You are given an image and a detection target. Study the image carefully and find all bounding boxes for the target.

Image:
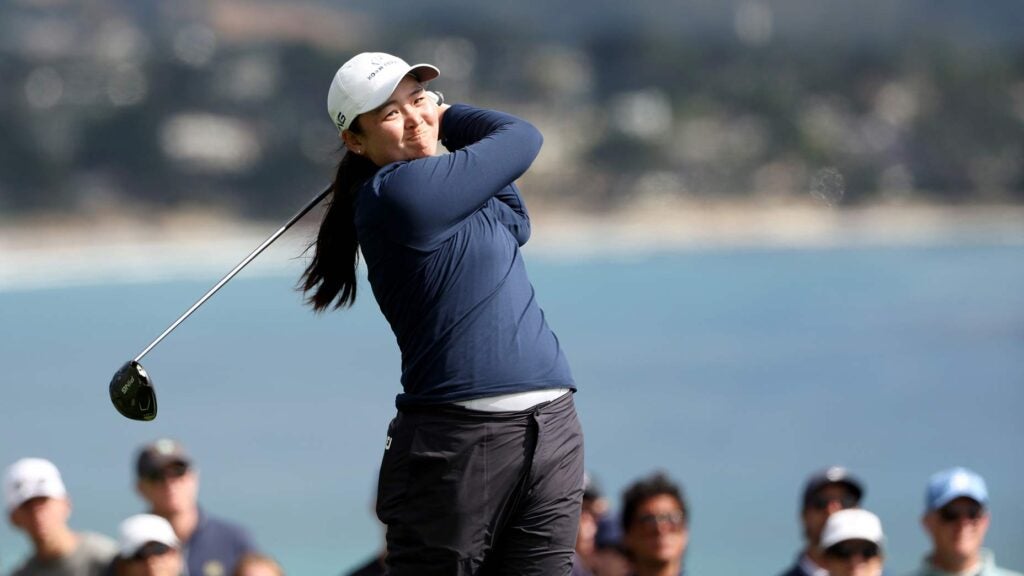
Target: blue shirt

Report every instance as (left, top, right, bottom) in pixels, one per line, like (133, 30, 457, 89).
(184, 510, 255, 576)
(354, 104, 575, 407)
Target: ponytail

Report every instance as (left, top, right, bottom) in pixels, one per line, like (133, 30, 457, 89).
(300, 145, 378, 312)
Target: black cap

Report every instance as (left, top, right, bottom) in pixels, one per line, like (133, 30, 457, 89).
(802, 466, 864, 509)
(136, 439, 192, 479)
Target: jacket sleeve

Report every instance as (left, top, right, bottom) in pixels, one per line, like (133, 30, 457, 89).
(373, 104, 542, 249)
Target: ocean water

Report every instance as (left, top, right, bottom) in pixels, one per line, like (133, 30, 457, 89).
(2, 243, 1023, 574)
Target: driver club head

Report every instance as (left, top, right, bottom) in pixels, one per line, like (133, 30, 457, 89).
(109, 360, 158, 421)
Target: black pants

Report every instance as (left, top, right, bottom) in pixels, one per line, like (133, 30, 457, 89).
(376, 391, 584, 576)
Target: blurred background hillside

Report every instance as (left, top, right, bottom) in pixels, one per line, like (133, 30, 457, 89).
(2, 0, 1023, 223)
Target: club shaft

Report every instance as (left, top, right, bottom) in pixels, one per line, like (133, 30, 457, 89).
(134, 187, 332, 362)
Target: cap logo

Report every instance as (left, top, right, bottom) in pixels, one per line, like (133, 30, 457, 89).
(203, 560, 225, 576)
(335, 112, 347, 130)
(951, 472, 971, 490)
(825, 467, 846, 481)
(366, 56, 399, 81)
(154, 439, 177, 455)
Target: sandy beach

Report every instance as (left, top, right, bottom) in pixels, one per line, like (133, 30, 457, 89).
(3, 202, 1023, 292)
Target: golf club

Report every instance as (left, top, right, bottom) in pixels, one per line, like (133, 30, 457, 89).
(109, 186, 332, 421)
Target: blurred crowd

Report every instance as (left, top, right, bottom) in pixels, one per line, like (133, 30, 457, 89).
(3, 440, 278, 576)
(3, 442, 1020, 576)
(567, 466, 1021, 576)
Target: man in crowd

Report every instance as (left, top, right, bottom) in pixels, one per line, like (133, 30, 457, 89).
(593, 513, 630, 576)
(133, 439, 256, 576)
(906, 467, 1022, 576)
(573, 472, 608, 576)
(619, 471, 689, 576)
(777, 466, 865, 576)
(108, 514, 184, 576)
(820, 508, 886, 576)
(4, 457, 117, 576)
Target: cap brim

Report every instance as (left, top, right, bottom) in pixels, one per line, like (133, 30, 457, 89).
(824, 536, 885, 552)
(408, 64, 439, 83)
(8, 488, 67, 512)
(931, 491, 985, 511)
(137, 456, 190, 479)
(357, 63, 440, 117)
(840, 479, 864, 500)
(804, 479, 864, 508)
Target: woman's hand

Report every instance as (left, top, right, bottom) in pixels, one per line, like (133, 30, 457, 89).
(430, 91, 450, 140)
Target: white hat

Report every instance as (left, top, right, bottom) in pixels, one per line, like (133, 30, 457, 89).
(4, 458, 68, 512)
(820, 508, 885, 551)
(327, 52, 439, 132)
(117, 514, 180, 558)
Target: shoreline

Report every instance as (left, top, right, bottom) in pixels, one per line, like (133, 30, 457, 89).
(529, 200, 1024, 254)
(3, 202, 1024, 292)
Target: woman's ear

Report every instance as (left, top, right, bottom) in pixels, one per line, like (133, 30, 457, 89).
(341, 129, 364, 156)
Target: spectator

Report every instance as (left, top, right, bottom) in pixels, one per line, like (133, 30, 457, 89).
(820, 509, 885, 576)
(133, 439, 256, 576)
(108, 514, 183, 576)
(620, 472, 689, 576)
(4, 457, 117, 576)
(573, 472, 608, 576)
(778, 466, 865, 576)
(233, 553, 284, 576)
(593, 513, 630, 576)
(906, 467, 1023, 576)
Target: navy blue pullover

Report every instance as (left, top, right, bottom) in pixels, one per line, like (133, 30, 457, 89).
(354, 104, 575, 407)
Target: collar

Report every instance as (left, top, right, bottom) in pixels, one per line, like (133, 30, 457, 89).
(922, 548, 996, 576)
(799, 552, 829, 576)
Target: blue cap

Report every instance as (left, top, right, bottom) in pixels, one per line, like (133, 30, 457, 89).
(926, 467, 988, 511)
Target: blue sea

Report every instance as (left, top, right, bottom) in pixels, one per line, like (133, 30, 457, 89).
(2, 242, 1023, 574)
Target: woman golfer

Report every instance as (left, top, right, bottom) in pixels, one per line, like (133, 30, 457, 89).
(300, 52, 584, 575)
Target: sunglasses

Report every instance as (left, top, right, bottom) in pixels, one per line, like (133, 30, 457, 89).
(938, 503, 985, 523)
(142, 463, 190, 482)
(808, 494, 858, 511)
(826, 542, 880, 560)
(636, 511, 686, 531)
(129, 542, 174, 562)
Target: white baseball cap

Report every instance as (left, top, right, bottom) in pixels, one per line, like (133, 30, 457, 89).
(820, 508, 885, 551)
(118, 514, 180, 558)
(4, 457, 68, 512)
(326, 52, 439, 132)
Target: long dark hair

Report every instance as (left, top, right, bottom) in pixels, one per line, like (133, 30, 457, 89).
(300, 121, 378, 312)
